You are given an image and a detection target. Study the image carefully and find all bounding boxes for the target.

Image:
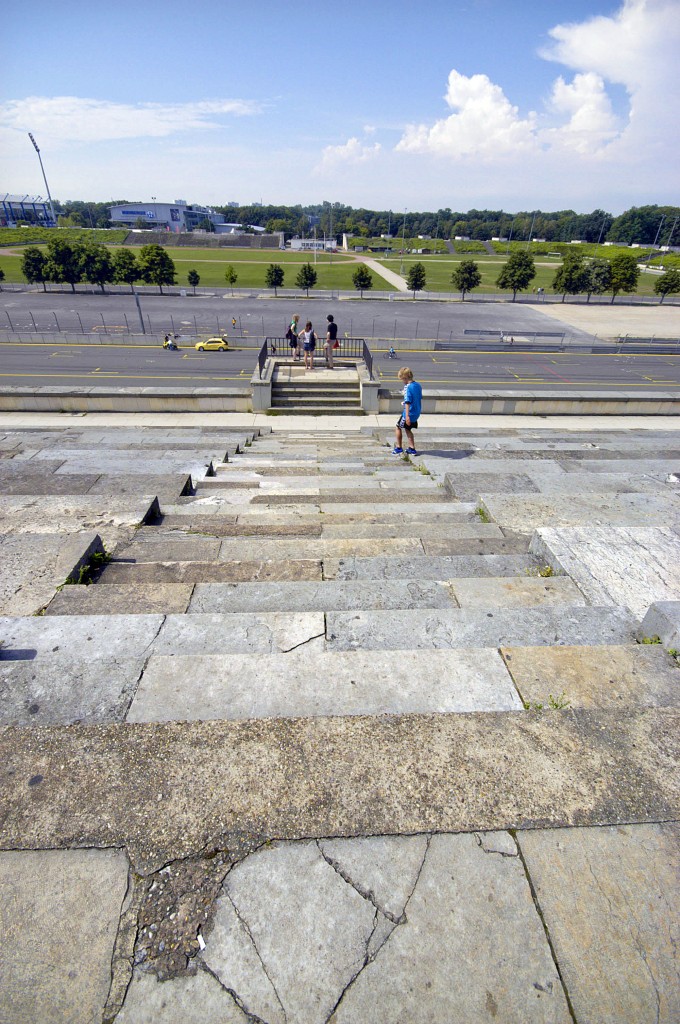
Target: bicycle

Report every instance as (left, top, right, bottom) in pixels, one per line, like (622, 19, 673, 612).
(383, 347, 397, 359)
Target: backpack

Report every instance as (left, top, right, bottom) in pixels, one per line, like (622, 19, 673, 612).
(285, 326, 294, 341)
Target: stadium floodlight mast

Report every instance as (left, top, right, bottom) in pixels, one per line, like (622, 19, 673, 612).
(27, 133, 56, 226)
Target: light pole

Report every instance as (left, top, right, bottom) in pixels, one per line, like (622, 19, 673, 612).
(399, 209, 407, 277)
(27, 133, 56, 226)
(329, 202, 333, 265)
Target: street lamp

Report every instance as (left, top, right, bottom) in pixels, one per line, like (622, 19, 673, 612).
(27, 133, 56, 226)
(399, 209, 407, 277)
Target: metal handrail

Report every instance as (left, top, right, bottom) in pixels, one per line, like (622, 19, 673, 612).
(257, 339, 268, 378)
(363, 340, 374, 380)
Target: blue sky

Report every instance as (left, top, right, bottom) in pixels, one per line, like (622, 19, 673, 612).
(2, 0, 678, 212)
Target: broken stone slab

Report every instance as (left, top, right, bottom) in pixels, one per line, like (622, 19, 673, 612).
(97, 559, 323, 584)
(205, 840, 378, 1024)
(0, 849, 128, 1024)
(481, 492, 680, 531)
(114, 537, 223, 562)
(0, 655, 146, 725)
(115, 968, 249, 1023)
(1, 708, 676, 874)
(153, 612, 325, 656)
(216, 537, 424, 560)
(638, 601, 680, 648)
(449, 576, 587, 608)
(500, 644, 680, 709)
(45, 582, 194, 615)
(329, 833, 572, 1023)
(0, 495, 160, 547)
(518, 823, 680, 1024)
(0, 613, 165, 660)
(531, 526, 680, 618)
(325, 605, 636, 651)
(0, 531, 103, 616)
(324, 553, 539, 581)
(188, 580, 457, 614)
(126, 648, 521, 722)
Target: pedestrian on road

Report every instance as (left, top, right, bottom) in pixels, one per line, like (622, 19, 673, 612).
(287, 314, 300, 360)
(325, 314, 338, 369)
(393, 366, 422, 455)
(300, 321, 316, 370)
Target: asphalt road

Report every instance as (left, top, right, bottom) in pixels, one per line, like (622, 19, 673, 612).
(1, 339, 679, 392)
(1, 291, 596, 344)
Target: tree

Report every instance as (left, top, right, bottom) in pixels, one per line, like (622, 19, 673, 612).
(80, 243, 114, 293)
(112, 249, 140, 292)
(187, 269, 200, 294)
(295, 262, 317, 297)
(21, 247, 49, 291)
(45, 238, 84, 293)
(551, 253, 588, 302)
(352, 265, 374, 297)
(451, 260, 481, 300)
(196, 217, 215, 233)
(495, 251, 536, 301)
(609, 253, 639, 303)
(406, 262, 426, 298)
(265, 263, 285, 295)
(224, 265, 238, 295)
(653, 269, 680, 304)
(583, 259, 611, 303)
(138, 244, 176, 294)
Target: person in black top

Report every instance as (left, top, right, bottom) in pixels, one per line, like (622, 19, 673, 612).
(325, 314, 338, 369)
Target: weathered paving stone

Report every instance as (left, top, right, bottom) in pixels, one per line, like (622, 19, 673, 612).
(0, 613, 165, 660)
(423, 535, 530, 555)
(0, 849, 128, 1024)
(188, 580, 456, 614)
(217, 537, 424, 560)
(0, 655, 145, 725)
(153, 612, 325, 655)
(0, 531, 102, 616)
(87, 473, 193, 500)
(445, 471, 541, 499)
(324, 553, 539, 581)
(115, 969, 249, 1024)
(126, 649, 521, 722)
(449, 576, 587, 608)
(500, 644, 680, 708)
(532, 526, 680, 618)
(518, 824, 680, 1024)
(0, 495, 160, 547)
(115, 538, 223, 562)
(156, 516, 321, 538)
(97, 559, 322, 584)
(0, 472, 101, 495)
(46, 582, 193, 616)
(321, 522, 504, 540)
(325, 606, 636, 650)
(329, 833, 572, 1023)
(638, 600, 680, 647)
(481, 492, 680, 531)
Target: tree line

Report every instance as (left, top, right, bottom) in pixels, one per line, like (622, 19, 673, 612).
(20, 240, 177, 293)
(9, 199, 678, 248)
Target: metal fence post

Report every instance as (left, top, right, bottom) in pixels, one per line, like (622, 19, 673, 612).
(415, 319, 419, 339)
(54, 312, 60, 332)
(5, 311, 12, 330)
(30, 312, 37, 332)
(77, 313, 85, 334)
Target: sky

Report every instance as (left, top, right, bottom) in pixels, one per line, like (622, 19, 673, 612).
(1, 0, 678, 214)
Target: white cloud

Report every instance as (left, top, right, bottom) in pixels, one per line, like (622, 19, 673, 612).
(316, 136, 382, 172)
(396, 70, 537, 158)
(0, 95, 261, 144)
(547, 72, 619, 153)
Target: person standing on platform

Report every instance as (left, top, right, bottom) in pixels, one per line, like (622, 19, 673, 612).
(300, 321, 316, 370)
(287, 313, 300, 360)
(393, 366, 422, 455)
(324, 314, 338, 369)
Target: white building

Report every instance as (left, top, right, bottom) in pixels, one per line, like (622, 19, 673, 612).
(108, 199, 226, 233)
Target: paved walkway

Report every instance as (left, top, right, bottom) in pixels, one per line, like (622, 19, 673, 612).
(355, 254, 409, 291)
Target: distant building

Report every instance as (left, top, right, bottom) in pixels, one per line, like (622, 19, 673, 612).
(108, 199, 226, 233)
(0, 194, 56, 227)
(290, 238, 335, 251)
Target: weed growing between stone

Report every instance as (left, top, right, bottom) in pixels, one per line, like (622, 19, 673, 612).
(525, 564, 556, 578)
(61, 547, 112, 588)
(639, 635, 662, 644)
(523, 692, 571, 712)
(476, 506, 490, 523)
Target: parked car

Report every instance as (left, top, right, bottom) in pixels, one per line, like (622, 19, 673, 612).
(195, 337, 230, 352)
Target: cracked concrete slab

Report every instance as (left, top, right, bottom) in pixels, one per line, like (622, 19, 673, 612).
(319, 834, 428, 922)
(329, 833, 571, 1023)
(531, 526, 680, 618)
(126, 648, 521, 722)
(205, 840, 377, 1024)
(0, 848, 128, 1024)
(500, 644, 680, 708)
(153, 612, 325, 655)
(0, 708, 676, 872)
(518, 823, 680, 1024)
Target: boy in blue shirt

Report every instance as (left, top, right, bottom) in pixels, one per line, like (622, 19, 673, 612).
(393, 366, 422, 455)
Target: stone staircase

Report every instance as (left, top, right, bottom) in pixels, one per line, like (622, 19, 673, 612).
(270, 365, 362, 414)
(0, 423, 678, 1023)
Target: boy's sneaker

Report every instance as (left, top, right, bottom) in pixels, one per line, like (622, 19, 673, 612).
(391, 447, 403, 455)
(406, 447, 419, 455)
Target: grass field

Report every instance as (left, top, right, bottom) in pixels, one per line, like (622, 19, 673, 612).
(0, 244, 668, 298)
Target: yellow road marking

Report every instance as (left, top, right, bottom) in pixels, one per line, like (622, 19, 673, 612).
(0, 372, 251, 382)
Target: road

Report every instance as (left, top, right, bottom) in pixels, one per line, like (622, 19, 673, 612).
(1, 340, 679, 392)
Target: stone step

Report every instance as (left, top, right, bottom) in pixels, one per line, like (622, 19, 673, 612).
(247, 492, 458, 505)
(126, 649, 523, 723)
(269, 405, 364, 415)
(480, 492, 680, 531)
(216, 537, 425, 559)
(325, 606, 637, 650)
(0, 531, 103, 617)
(449, 575, 586, 607)
(158, 502, 478, 521)
(45, 582, 194, 615)
(323, 554, 541, 580)
(189, 579, 457, 613)
(153, 516, 323, 538)
(113, 537, 223, 562)
(97, 559, 323, 584)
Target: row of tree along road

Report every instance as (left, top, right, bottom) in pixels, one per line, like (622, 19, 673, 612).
(12, 240, 680, 304)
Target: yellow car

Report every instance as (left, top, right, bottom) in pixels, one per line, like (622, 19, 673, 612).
(195, 337, 230, 352)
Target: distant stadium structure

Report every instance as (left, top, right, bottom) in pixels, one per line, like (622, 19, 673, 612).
(108, 199, 227, 233)
(0, 194, 56, 227)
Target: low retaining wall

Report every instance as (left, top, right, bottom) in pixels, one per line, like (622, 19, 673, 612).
(379, 388, 680, 416)
(0, 387, 252, 413)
